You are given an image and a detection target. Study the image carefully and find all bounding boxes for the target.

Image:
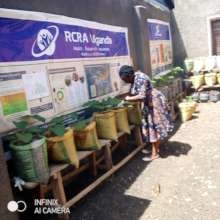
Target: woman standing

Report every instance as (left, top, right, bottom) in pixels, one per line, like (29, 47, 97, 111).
(119, 65, 173, 161)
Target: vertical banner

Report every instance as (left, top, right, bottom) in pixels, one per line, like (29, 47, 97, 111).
(147, 19, 173, 75)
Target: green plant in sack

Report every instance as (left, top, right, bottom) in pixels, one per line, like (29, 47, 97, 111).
(46, 116, 79, 168)
(125, 101, 142, 125)
(9, 115, 49, 183)
(93, 111, 118, 140)
(103, 97, 131, 134)
(73, 120, 101, 150)
(112, 107, 130, 134)
(169, 67, 184, 78)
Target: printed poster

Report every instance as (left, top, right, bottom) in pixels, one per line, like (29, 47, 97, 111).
(85, 64, 112, 98)
(48, 66, 88, 113)
(147, 19, 173, 75)
(22, 71, 50, 100)
(0, 71, 29, 122)
(0, 92, 28, 117)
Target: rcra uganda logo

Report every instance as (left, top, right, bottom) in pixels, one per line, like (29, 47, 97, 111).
(31, 25, 59, 57)
(7, 200, 27, 212)
(155, 24, 162, 37)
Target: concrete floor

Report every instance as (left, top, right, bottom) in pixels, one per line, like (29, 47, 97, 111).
(70, 103, 220, 220)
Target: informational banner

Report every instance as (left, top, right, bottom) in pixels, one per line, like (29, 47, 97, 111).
(147, 19, 172, 75)
(0, 9, 131, 133)
(0, 17, 128, 62)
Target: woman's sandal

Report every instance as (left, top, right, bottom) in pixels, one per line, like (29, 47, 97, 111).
(142, 155, 159, 162)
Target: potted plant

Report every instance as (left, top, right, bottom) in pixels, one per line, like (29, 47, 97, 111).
(106, 97, 131, 134)
(153, 75, 171, 100)
(73, 119, 101, 150)
(84, 97, 132, 140)
(9, 115, 49, 183)
(83, 98, 118, 140)
(191, 74, 205, 90)
(46, 115, 79, 168)
(217, 72, 220, 84)
(179, 96, 197, 122)
(204, 72, 217, 86)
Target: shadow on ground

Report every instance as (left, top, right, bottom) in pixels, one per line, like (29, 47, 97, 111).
(69, 152, 152, 220)
(160, 141, 192, 158)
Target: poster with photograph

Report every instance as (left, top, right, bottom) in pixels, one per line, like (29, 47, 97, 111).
(85, 64, 113, 98)
(147, 19, 173, 75)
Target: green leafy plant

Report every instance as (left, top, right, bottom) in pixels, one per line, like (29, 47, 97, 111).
(46, 112, 81, 137)
(170, 67, 184, 78)
(9, 115, 46, 145)
(72, 119, 90, 132)
(185, 96, 193, 102)
(47, 116, 66, 137)
(152, 66, 184, 87)
(83, 97, 126, 114)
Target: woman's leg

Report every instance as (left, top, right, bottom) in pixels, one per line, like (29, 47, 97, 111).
(156, 140, 160, 154)
(151, 141, 160, 160)
(142, 141, 159, 161)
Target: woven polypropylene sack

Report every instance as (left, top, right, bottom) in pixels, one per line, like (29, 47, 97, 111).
(191, 75, 204, 89)
(217, 74, 220, 84)
(10, 138, 49, 183)
(94, 111, 118, 140)
(127, 102, 142, 125)
(47, 129, 79, 168)
(74, 121, 101, 150)
(179, 103, 194, 122)
(204, 73, 217, 86)
(112, 108, 130, 134)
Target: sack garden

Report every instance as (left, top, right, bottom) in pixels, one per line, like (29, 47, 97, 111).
(4, 97, 144, 219)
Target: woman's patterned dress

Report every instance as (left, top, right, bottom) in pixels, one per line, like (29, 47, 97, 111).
(131, 71, 173, 143)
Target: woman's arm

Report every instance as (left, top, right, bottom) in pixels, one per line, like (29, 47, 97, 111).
(125, 94, 144, 101)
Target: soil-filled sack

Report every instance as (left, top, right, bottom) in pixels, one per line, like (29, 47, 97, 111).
(10, 137, 49, 183)
(74, 121, 101, 150)
(127, 101, 142, 125)
(47, 129, 79, 168)
(112, 108, 130, 134)
(94, 111, 118, 140)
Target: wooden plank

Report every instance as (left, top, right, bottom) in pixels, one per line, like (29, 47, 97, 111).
(63, 145, 143, 209)
(50, 164, 70, 176)
(99, 139, 111, 147)
(198, 84, 220, 92)
(133, 126, 144, 147)
(90, 153, 97, 177)
(50, 151, 94, 176)
(129, 124, 135, 130)
(51, 172, 69, 220)
(103, 143, 113, 170)
(77, 150, 94, 161)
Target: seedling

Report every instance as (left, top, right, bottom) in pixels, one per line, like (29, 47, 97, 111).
(9, 115, 46, 145)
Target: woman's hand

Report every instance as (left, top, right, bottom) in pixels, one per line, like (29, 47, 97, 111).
(125, 96, 132, 101)
(125, 95, 143, 101)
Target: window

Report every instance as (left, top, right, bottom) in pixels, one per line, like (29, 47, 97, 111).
(212, 20, 220, 55)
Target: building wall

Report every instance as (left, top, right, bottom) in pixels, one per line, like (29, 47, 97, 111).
(172, 0, 220, 66)
(0, 2, 171, 217)
(0, 0, 171, 77)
